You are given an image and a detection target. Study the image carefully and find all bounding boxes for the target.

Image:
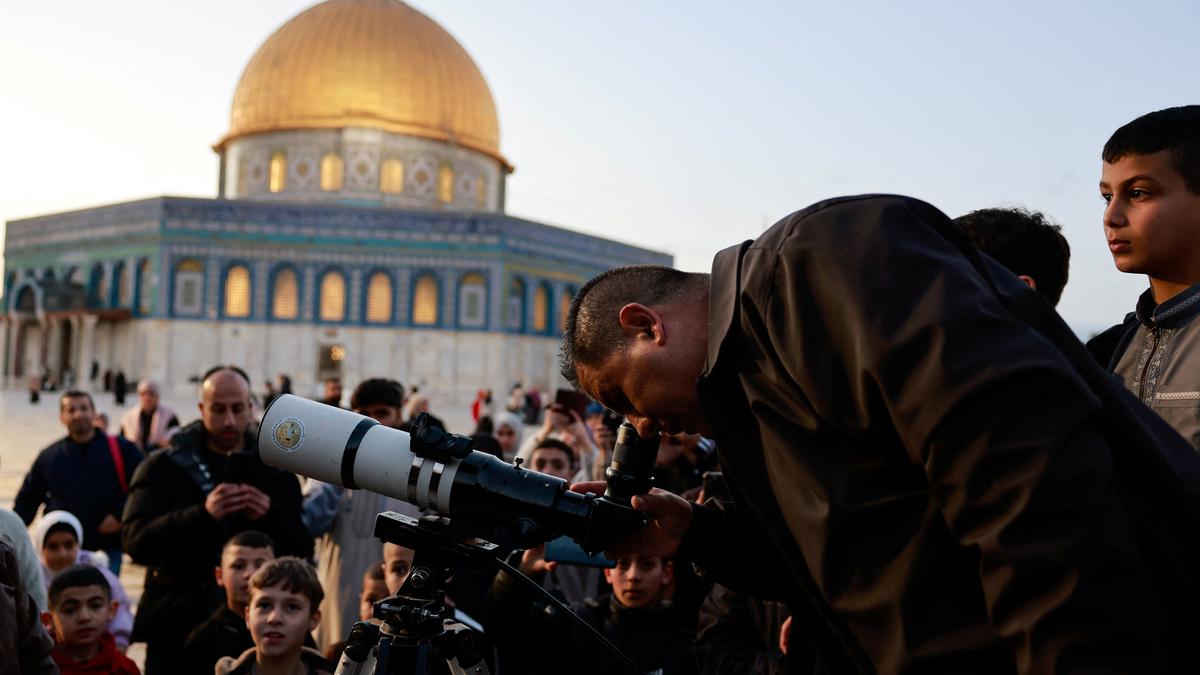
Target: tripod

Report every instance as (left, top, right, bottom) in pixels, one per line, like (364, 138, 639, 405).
(334, 512, 496, 675)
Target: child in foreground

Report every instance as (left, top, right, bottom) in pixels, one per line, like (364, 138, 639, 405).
(45, 564, 140, 675)
(216, 556, 332, 675)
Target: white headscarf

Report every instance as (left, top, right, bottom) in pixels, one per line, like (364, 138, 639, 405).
(33, 510, 84, 550)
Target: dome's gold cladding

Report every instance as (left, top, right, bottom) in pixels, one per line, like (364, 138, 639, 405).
(217, 0, 507, 168)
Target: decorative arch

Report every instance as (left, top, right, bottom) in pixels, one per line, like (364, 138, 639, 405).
(172, 258, 205, 316)
(318, 268, 347, 322)
(364, 270, 394, 324)
(270, 265, 300, 320)
(320, 152, 344, 191)
(269, 151, 287, 193)
(532, 282, 551, 334)
(457, 272, 488, 328)
(381, 158, 405, 194)
(411, 272, 439, 326)
(559, 285, 577, 333)
(222, 263, 252, 318)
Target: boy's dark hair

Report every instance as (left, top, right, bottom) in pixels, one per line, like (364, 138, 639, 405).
(250, 556, 323, 611)
(364, 561, 385, 581)
(224, 530, 275, 554)
(533, 438, 577, 469)
(953, 208, 1072, 306)
(1103, 105, 1200, 194)
(48, 565, 111, 609)
(561, 265, 710, 387)
(350, 378, 405, 409)
(59, 390, 94, 412)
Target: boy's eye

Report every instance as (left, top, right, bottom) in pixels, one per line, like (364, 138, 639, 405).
(1101, 193, 1112, 204)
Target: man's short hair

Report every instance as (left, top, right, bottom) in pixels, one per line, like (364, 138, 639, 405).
(561, 265, 710, 387)
(324, 376, 341, 386)
(250, 557, 323, 612)
(48, 565, 111, 609)
(224, 530, 275, 554)
(1103, 105, 1200, 194)
(953, 208, 1071, 305)
(350, 378, 405, 409)
(137, 380, 160, 395)
(201, 365, 252, 389)
(59, 390, 94, 412)
(533, 438, 577, 469)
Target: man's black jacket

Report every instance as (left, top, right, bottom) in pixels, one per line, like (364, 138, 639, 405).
(121, 421, 313, 654)
(684, 195, 1200, 674)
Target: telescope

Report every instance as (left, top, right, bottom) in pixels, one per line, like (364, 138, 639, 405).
(258, 394, 656, 553)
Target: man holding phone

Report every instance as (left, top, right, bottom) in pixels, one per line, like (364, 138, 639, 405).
(121, 366, 313, 675)
(516, 390, 604, 481)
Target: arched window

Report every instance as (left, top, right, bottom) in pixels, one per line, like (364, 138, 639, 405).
(437, 164, 454, 203)
(412, 274, 439, 326)
(320, 153, 344, 191)
(458, 273, 487, 328)
(272, 268, 299, 320)
(506, 277, 525, 331)
(116, 262, 133, 307)
(223, 265, 251, 318)
(319, 270, 346, 322)
(137, 259, 153, 315)
(173, 259, 204, 316)
(365, 272, 393, 324)
(474, 176, 487, 207)
(559, 286, 576, 332)
(269, 151, 287, 193)
(89, 264, 106, 306)
(381, 158, 404, 194)
(532, 284, 549, 333)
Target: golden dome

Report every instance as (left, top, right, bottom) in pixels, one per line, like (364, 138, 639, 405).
(216, 0, 508, 169)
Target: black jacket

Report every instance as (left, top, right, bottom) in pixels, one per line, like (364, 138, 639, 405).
(14, 432, 142, 551)
(121, 421, 312, 659)
(695, 584, 789, 675)
(686, 195, 1200, 674)
(175, 604, 252, 675)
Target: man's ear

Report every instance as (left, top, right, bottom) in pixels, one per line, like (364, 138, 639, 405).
(1016, 274, 1038, 291)
(617, 303, 664, 342)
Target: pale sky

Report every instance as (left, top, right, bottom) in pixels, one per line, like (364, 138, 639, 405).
(2, 0, 1198, 337)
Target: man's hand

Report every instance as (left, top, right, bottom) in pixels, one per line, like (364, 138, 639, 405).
(205, 483, 246, 520)
(98, 514, 121, 535)
(519, 543, 558, 576)
(571, 482, 693, 559)
(240, 485, 271, 520)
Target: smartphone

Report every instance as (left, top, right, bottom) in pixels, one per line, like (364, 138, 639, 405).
(554, 389, 591, 420)
(543, 535, 615, 568)
(223, 451, 257, 484)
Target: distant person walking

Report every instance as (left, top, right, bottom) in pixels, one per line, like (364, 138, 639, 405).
(113, 371, 127, 406)
(119, 380, 181, 452)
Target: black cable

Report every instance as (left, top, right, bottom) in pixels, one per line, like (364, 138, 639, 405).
(495, 557, 647, 675)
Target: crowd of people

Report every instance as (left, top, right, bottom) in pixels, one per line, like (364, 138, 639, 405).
(1, 105, 1198, 674)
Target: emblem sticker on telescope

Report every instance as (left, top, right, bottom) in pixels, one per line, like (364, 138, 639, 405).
(273, 418, 305, 453)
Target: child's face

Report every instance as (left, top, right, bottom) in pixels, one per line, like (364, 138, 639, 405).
(603, 555, 671, 610)
(383, 544, 415, 594)
(217, 545, 274, 611)
(43, 531, 79, 573)
(246, 585, 319, 659)
(1101, 150, 1200, 280)
(51, 585, 115, 649)
(359, 575, 390, 622)
(531, 447, 573, 481)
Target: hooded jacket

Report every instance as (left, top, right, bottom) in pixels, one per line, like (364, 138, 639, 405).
(51, 632, 140, 675)
(685, 195, 1200, 674)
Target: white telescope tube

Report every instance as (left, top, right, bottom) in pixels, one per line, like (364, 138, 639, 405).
(258, 394, 460, 513)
